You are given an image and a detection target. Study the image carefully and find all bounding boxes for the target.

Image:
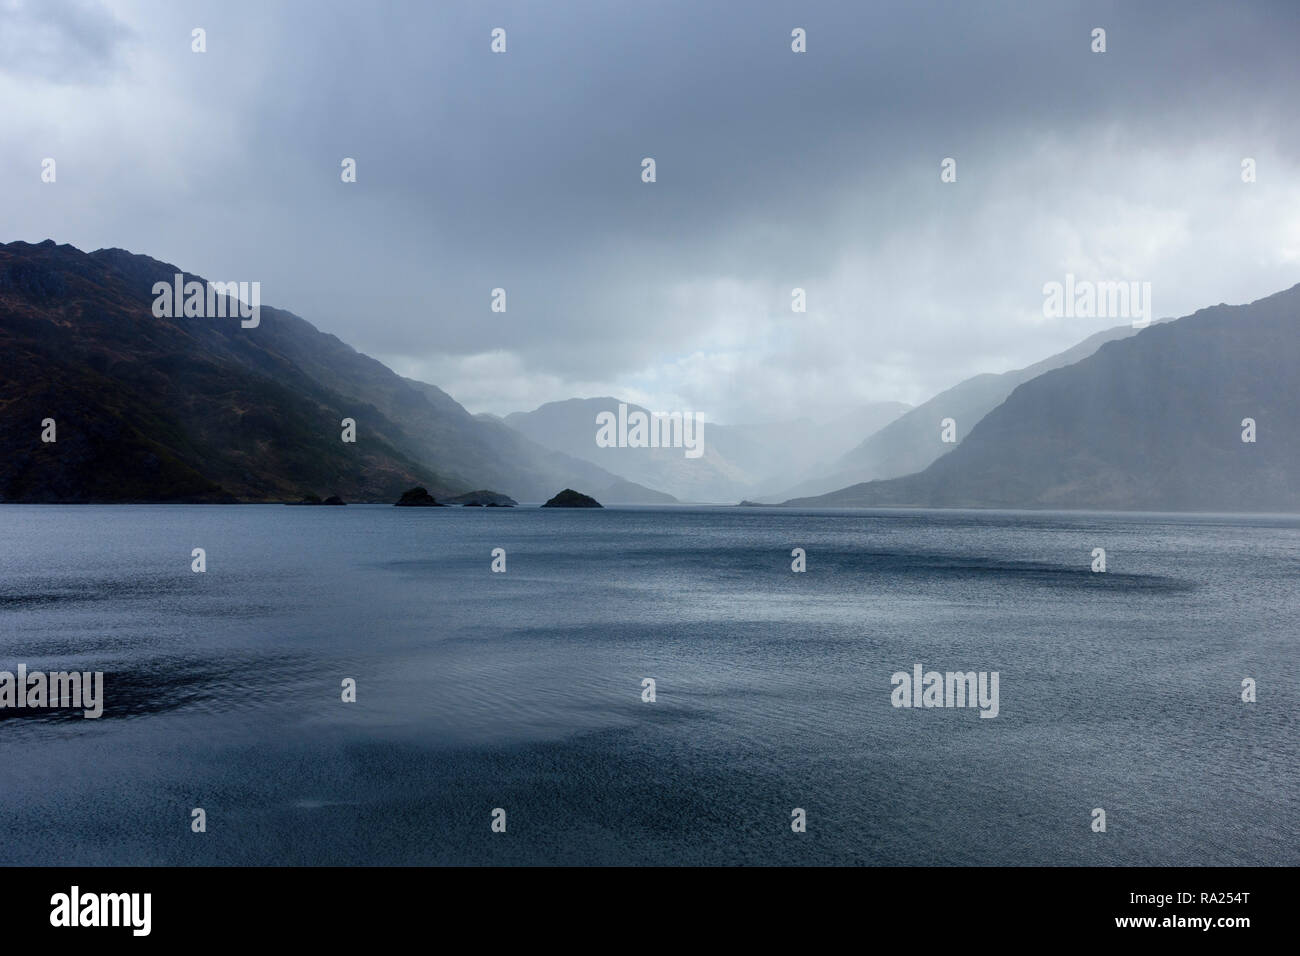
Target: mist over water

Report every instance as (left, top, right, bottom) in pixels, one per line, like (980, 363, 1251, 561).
(1, 504, 1295, 865)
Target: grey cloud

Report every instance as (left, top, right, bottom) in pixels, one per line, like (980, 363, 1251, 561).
(4, 0, 1299, 422)
(0, 0, 133, 83)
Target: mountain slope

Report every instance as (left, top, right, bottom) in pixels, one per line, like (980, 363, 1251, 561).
(770, 323, 1143, 501)
(504, 397, 749, 502)
(396, 381, 674, 503)
(0, 240, 667, 503)
(505, 397, 910, 502)
(786, 284, 1300, 511)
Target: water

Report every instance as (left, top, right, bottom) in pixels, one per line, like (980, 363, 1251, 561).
(0, 504, 1296, 866)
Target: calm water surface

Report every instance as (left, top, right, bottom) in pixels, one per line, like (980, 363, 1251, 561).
(0, 504, 1296, 865)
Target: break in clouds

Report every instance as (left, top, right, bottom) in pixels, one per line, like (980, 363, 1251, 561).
(3, 0, 1300, 423)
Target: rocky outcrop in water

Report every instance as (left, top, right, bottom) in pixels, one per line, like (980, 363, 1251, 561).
(541, 488, 602, 508)
(395, 486, 444, 506)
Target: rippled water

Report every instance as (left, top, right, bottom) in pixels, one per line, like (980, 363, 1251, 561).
(0, 504, 1296, 865)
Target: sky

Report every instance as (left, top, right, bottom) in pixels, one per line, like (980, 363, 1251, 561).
(3, 0, 1300, 424)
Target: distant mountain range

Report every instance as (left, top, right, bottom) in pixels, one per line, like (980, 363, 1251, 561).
(0, 240, 668, 504)
(7, 239, 1295, 513)
(504, 397, 909, 503)
(786, 284, 1300, 511)
(766, 323, 1144, 502)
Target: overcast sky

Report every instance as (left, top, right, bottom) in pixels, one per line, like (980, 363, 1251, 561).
(4, 0, 1299, 423)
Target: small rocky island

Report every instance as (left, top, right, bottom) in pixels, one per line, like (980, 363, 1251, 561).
(394, 486, 446, 507)
(444, 490, 518, 507)
(541, 488, 603, 508)
(289, 494, 346, 505)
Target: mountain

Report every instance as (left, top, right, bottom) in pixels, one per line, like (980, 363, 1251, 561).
(786, 284, 1300, 511)
(504, 397, 746, 502)
(767, 323, 1144, 501)
(0, 240, 671, 503)
(503, 397, 909, 503)
(393, 380, 673, 503)
(591, 475, 677, 505)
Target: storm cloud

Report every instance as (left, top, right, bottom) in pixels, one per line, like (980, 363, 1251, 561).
(3, 0, 1299, 422)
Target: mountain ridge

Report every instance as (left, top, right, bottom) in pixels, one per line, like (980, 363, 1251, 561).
(765, 322, 1145, 502)
(0, 240, 671, 503)
(785, 283, 1300, 511)
(504, 396, 910, 503)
